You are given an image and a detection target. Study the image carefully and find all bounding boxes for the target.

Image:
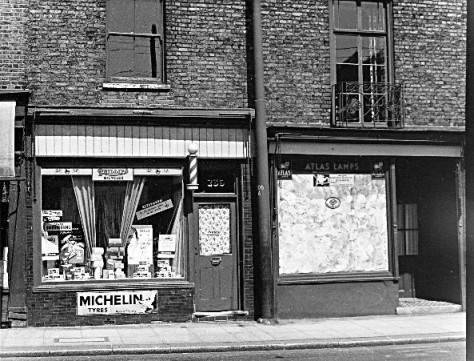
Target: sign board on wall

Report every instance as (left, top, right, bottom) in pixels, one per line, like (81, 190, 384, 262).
(136, 199, 173, 220)
(92, 168, 134, 181)
(314, 174, 355, 187)
(77, 290, 157, 315)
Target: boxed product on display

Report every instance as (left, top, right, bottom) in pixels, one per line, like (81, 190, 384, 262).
(44, 222, 85, 265)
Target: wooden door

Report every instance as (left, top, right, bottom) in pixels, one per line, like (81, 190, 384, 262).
(193, 199, 238, 311)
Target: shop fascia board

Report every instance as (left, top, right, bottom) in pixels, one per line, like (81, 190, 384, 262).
(267, 123, 465, 144)
(28, 106, 255, 127)
(267, 126, 464, 158)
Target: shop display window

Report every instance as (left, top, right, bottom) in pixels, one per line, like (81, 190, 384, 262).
(278, 173, 389, 275)
(40, 168, 185, 282)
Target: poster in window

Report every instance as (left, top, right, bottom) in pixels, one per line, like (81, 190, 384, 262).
(127, 225, 153, 265)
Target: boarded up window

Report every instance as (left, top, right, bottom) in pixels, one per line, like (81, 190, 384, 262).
(106, 0, 164, 80)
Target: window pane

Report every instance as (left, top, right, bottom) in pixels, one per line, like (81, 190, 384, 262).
(337, 64, 359, 83)
(278, 174, 389, 275)
(362, 37, 386, 65)
(108, 37, 135, 77)
(134, 0, 160, 33)
(361, 0, 386, 31)
(336, 35, 358, 64)
(363, 94, 387, 122)
(343, 94, 362, 122)
(134, 37, 160, 78)
(363, 64, 386, 83)
(335, 0, 357, 30)
(107, 0, 134, 33)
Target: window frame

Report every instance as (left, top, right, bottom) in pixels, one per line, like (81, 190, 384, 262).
(105, 0, 167, 85)
(330, 0, 394, 86)
(273, 158, 398, 285)
(32, 165, 191, 292)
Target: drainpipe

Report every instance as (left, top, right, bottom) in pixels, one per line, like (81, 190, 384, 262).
(465, 0, 474, 357)
(251, 0, 274, 321)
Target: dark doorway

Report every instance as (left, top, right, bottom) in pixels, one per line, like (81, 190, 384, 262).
(396, 158, 461, 304)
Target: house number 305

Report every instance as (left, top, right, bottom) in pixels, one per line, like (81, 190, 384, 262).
(207, 179, 225, 188)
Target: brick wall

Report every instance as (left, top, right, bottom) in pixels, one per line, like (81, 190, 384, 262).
(0, 0, 28, 89)
(261, 0, 332, 125)
(261, 0, 466, 128)
(393, 0, 466, 127)
(27, 288, 193, 327)
(27, 0, 248, 108)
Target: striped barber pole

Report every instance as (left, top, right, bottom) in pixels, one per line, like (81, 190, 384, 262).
(187, 153, 198, 190)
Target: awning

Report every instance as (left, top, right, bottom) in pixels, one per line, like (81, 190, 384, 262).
(33, 108, 253, 159)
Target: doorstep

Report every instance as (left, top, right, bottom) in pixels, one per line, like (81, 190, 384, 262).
(396, 297, 462, 315)
(192, 310, 249, 322)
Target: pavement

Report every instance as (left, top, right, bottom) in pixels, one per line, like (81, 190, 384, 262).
(0, 312, 466, 358)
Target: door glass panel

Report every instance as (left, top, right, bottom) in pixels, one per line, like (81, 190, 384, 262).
(335, 0, 357, 30)
(199, 204, 231, 256)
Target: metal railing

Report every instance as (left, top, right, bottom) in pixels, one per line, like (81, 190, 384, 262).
(332, 82, 405, 128)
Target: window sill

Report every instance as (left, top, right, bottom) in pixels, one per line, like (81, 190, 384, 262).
(102, 80, 171, 92)
(33, 278, 193, 293)
(278, 271, 396, 285)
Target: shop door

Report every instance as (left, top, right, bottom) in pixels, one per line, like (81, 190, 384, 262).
(192, 199, 238, 311)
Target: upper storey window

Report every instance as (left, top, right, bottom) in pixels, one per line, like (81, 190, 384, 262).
(331, 1, 403, 128)
(333, 0, 388, 85)
(106, 0, 165, 82)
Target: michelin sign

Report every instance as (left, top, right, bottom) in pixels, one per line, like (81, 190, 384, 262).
(77, 290, 157, 315)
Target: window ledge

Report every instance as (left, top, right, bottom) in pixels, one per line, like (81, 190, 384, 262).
(278, 271, 396, 285)
(102, 82, 171, 92)
(33, 279, 193, 293)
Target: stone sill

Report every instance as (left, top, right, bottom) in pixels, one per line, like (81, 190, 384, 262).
(33, 279, 194, 293)
(102, 81, 171, 92)
(278, 271, 396, 285)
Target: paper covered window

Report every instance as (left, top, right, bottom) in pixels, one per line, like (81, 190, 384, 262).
(278, 173, 389, 275)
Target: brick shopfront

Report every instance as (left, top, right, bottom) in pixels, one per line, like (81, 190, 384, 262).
(13, 108, 255, 326)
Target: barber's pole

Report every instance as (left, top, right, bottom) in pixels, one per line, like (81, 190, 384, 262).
(186, 143, 199, 191)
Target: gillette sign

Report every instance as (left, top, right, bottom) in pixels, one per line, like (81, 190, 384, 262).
(92, 168, 134, 181)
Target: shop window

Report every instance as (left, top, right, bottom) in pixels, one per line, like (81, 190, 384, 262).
(397, 203, 419, 255)
(40, 168, 184, 282)
(278, 173, 389, 275)
(106, 0, 165, 81)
